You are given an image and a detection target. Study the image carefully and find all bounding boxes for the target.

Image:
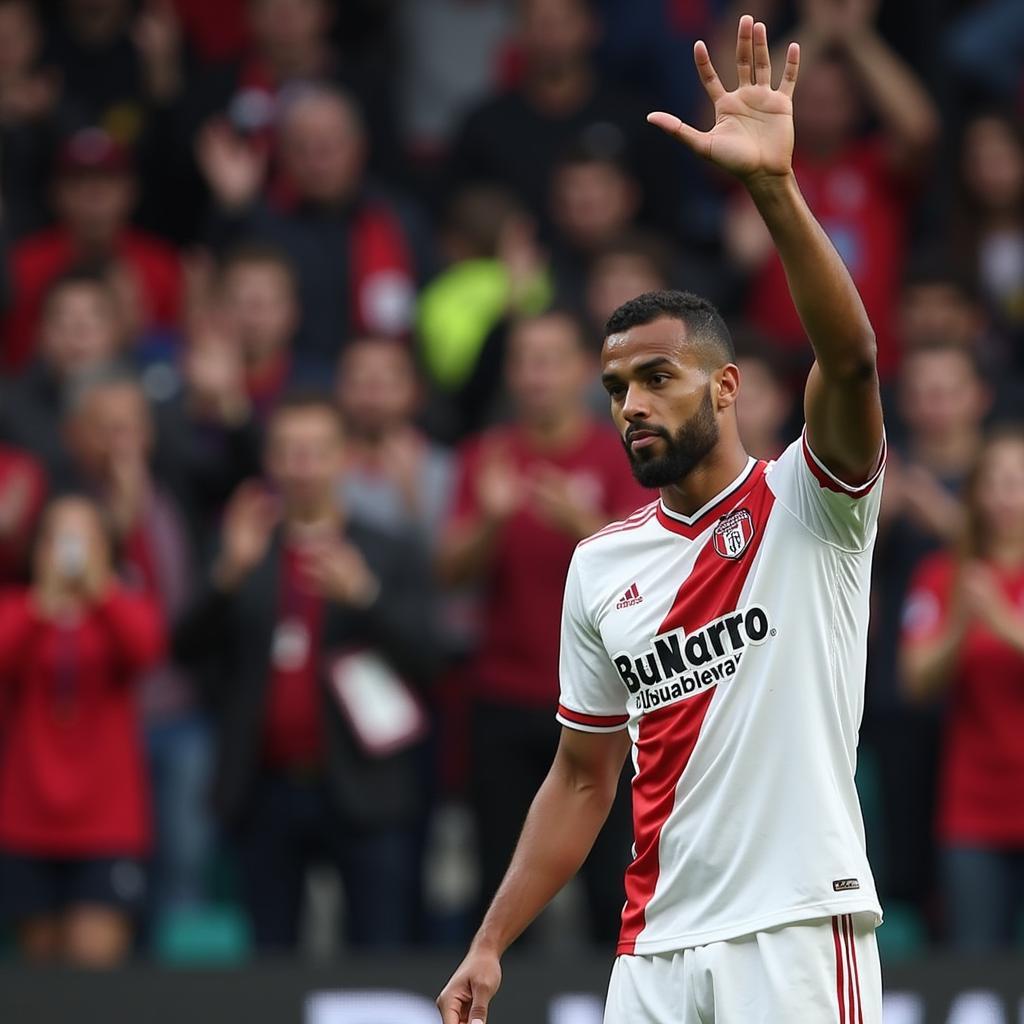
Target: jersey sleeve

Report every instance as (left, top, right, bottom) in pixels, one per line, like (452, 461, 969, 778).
(555, 549, 629, 733)
(765, 428, 886, 551)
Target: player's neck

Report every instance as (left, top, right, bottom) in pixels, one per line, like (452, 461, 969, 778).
(658, 440, 751, 519)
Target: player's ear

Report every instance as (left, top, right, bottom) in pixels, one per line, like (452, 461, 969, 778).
(713, 363, 740, 410)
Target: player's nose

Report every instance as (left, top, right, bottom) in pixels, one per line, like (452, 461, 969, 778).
(622, 383, 650, 420)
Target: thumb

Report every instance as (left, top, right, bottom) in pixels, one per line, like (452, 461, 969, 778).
(646, 111, 709, 155)
(469, 980, 492, 1024)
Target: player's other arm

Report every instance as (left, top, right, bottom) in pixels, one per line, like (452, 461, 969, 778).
(436, 726, 630, 1024)
(649, 15, 882, 485)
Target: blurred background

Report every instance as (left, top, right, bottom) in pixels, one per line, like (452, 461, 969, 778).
(0, 0, 1022, 1017)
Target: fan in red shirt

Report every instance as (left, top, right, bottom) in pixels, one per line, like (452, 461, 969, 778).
(724, 3, 938, 380)
(901, 427, 1024, 951)
(438, 310, 646, 942)
(0, 496, 164, 965)
(1, 128, 182, 373)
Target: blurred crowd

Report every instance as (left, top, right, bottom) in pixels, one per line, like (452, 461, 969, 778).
(0, 0, 1022, 966)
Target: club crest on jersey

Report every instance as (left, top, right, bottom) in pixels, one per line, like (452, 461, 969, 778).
(712, 508, 755, 559)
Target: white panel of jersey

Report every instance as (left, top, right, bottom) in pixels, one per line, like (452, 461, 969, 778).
(556, 432, 885, 956)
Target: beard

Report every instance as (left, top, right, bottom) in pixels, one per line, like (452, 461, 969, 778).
(623, 385, 719, 489)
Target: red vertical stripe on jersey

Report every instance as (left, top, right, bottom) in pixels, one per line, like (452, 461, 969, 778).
(833, 916, 846, 1024)
(617, 475, 775, 954)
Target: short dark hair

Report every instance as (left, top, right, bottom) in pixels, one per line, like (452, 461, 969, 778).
(220, 241, 298, 292)
(267, 390, 345, 434)
(42, 263, 117, 314)
(604, 290, 734, 369)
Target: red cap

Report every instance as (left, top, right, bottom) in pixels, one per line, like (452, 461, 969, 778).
(56, 128, 133, 177)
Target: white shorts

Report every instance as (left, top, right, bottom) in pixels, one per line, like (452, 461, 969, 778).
(604, 912, 880, 1024)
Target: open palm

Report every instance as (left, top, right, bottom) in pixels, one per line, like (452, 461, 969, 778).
(649, 16, 799, 182)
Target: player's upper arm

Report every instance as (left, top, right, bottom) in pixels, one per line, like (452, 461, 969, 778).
(766, 428, 886, 551)
(804, 358, 884, 490)
(552, 725, 632, 798)
(556, 548, 629, 733)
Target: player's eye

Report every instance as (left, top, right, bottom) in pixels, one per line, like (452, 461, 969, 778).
(649, 373, 670, 386)
(605, 383, 626, 399)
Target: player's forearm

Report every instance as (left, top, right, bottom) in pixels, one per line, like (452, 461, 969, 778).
(747, 173, 876, 379)
(470, 757, 617, 956)
(843, 28, 939, 155)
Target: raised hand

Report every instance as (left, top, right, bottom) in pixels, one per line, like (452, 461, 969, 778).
(298, 537, 380, 608)
(213, 481, 280, 591)
(196, 120, 267, 210)
(648, 16, 799, 184)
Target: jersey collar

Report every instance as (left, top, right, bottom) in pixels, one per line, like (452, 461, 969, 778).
(656, 457, 762, 539)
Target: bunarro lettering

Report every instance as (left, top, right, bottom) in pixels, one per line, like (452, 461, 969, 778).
(613, 606, 774, 709)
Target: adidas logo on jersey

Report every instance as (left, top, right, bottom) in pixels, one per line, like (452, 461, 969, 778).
(616, 582, 644, 609)
(613, 604, 775, 713)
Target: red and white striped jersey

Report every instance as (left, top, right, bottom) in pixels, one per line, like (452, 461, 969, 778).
(557, 432, 885, 955)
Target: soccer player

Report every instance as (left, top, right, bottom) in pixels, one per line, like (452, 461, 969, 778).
(437, 15, 884, 1023)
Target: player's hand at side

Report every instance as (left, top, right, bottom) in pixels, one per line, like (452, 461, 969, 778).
(436, 948, 502, 1024)
(648, 15, 798, 185)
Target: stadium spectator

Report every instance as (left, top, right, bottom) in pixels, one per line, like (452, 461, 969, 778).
(945, 0, 1024, 105)
(447, 0, 678, 240)
(732, 339, 793, 462)
(335, 337, 454, 542)
(62, 371, 213, 929)
(952, 111, 1024, 348)
(217, 243, 300, 413)
(901, 426, 1024, 951)
(725, 0, 939, 378)
(0, 444, 47, 584)
(198, 83, 432, 379)
(146, 308, 263, 560)
(548, 138, 643, 310)
(174, 395, 440, 950)
(417, 185, 553, 440)
(45, 0, 183, 127)
(0, 0, 58, 240)
(437, 311, 645, 943)
(582, 231, 674, 343)
(2, 266, 128, 481)
(896, 256, 987, 354)
(181, 0, 402, 185)
(395, 0, 513, 158)
(1, 128, 182, 372)
(870, 341, 990, 925)
(0, 495, 164, 965)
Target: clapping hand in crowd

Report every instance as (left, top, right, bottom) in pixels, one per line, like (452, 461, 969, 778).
(105, 442, 149, 539)
(298, 536, 380, 609)
(476, 444, 523, 525)
(879, 455, 965, 543)
(530, 465, 602, 540)
(959, 562, 1024, 652)
(183, 314, 252, 426)
(212, 481, 280, 591)
(375, 428, 426, 519)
